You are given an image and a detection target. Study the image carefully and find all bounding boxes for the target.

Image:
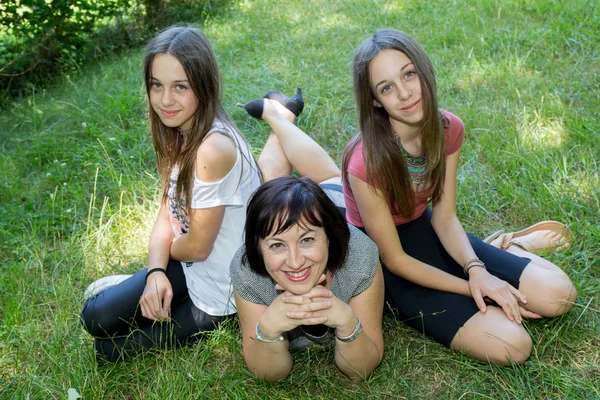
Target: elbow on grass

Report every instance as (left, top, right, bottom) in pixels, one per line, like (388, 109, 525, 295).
(248, 365, 292, 382)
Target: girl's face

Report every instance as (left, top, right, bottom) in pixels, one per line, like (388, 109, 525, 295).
(149, 53, 198, 132)
(369, 49, 423, 128)
(260, 221, 329, 295)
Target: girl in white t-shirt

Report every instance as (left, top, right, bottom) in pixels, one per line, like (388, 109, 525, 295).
(81, 26, 260, 361)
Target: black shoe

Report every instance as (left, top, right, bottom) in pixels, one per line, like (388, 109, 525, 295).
(236, 98, 265, 119)
(263, 87, 304, 117)
(237, 87, 304, 119)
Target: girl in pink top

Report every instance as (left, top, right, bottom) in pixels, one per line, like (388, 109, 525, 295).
(342, 28, 576, 364)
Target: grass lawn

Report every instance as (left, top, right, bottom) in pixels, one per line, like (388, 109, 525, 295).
(0, 0, 598, 398)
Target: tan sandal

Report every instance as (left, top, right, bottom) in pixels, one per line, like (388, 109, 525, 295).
(484, 221, 572, 254)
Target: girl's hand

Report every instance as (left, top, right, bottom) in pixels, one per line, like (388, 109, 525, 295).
(468, 268, 527, 324)
(140, 271, 173, 321)
(519, 305, 542, 319)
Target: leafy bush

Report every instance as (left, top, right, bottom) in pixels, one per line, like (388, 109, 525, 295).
(0, 1, 137, 98)
(0, 0, 222, 106)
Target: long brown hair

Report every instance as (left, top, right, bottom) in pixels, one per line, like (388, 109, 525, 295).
(143, 26, 257, 208)
(342, 28, 446, 218)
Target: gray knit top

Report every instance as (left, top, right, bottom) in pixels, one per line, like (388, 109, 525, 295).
(230, 224, 379, 351)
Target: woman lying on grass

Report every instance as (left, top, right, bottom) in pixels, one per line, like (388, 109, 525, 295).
(342, 28, 576, 364)
(81, 26, 260, 361)
(231, 99, 384, 381)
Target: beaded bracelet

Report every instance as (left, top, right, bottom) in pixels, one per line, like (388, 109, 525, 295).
(255, 322, 284, 343)
(335, 318, 363, 343)
(145, 267, 167, 283)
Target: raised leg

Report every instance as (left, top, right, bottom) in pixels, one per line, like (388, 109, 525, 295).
(258, 131, 293, 181)
(258, 99, 340, 183)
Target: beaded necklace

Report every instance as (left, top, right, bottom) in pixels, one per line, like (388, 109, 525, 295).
(393, 130, 427, 185)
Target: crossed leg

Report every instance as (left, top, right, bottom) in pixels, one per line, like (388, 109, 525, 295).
(451, 307, 533, 365)
(450, 247, 576, 364)
(257, 99, 340, 183)
(507, 249, 576, 317)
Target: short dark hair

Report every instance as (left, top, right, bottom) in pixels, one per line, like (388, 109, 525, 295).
(242, 176, 350, 277)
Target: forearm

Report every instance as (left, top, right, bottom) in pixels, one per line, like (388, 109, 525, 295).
(385, 252, 470, 296)
(334, 329, 381, 380)
(431, 214, 477, 268)
(244, 322, 293, 381)
(148, 206, 175, 270)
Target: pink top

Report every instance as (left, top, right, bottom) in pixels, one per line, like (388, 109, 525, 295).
(343, 110, 465, 227)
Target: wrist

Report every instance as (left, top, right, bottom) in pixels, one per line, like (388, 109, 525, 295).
(467, 265, 487, 277)
(335, 310, 358, 337)
(257, 316, 283, 340)
(255, 321, 284, 343)
(145, 267, 167, 283)
(336, 317, 362, 343)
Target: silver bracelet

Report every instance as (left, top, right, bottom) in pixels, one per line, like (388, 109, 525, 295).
(255, 322, 284, 343)
(335, 318, 362, 343)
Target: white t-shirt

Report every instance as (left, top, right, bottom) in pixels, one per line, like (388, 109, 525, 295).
(167, 121, 260, 316)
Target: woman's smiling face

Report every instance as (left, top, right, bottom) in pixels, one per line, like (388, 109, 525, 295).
(260, 221, 329, 295)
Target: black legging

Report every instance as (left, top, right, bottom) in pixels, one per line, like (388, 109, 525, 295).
(80, 259, 231, 361)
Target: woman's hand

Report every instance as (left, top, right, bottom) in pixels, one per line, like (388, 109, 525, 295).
(282, 286, 355, 332)
(258, 274, 332, 339)
(468, 267, 528, 324)
(140, 271, 173, 321)
(276, 274, 356, 333)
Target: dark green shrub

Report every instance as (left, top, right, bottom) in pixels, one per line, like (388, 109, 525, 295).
(0, 1, 137, 99)
(0, 0, 224, 106)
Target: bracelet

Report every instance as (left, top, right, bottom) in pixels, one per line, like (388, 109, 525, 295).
(462, 257, 481, 275)
(255, 322, 284, 343)
(465, 263, 487, 276)
(145, 267, 166, 283)
(335, 318, 363, 343)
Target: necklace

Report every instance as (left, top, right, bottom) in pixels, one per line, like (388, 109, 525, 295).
(393, 129, 427, 185)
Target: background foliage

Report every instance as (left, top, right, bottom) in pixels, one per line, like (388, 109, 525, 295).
(0, 0, 220, 104)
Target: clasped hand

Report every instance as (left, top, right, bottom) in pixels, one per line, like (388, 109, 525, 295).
(258, 274, 355, 339)
(468, 268, 541, 324)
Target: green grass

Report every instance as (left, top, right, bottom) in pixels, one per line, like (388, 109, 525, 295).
(1, 0, 599, 398)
